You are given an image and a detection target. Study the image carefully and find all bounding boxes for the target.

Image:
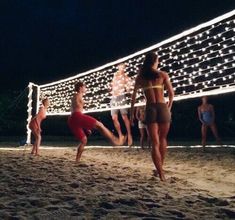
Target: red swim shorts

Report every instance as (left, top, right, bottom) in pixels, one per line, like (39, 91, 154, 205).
(68, 111, 97, 141)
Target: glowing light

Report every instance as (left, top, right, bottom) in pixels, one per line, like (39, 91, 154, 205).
(27, 9, 235, 118)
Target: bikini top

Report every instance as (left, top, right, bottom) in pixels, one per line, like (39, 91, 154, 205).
(142, 84, 164, 91)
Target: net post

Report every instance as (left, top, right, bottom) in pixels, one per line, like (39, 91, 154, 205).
(26, 82, 38, 145)
(36, 86, 41, 114)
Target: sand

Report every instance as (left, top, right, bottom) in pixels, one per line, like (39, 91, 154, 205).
(0, 146, 234, 219)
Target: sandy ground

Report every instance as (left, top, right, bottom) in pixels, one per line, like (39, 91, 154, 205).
(0, 146, 234, 219)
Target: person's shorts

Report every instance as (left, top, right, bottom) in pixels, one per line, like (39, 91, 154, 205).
(145, 103, 171, 124)
(110, 95, 128, 116)
(29, 118, 40, 132)
(138, 120, 146, 129)
(68, 111, 97, 141)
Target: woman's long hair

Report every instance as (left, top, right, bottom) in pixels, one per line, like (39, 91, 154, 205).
(140, 52, 159, 80)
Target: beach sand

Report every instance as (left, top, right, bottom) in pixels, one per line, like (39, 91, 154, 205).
(0, 146, 234, 219)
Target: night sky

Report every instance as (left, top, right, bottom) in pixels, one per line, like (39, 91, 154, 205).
(1, 0, 235, 92)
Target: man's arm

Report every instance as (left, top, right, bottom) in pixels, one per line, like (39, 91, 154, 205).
(135, 107, 140, 120)
(108, 80, 113, 93)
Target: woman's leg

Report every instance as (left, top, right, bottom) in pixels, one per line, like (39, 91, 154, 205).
(35, 133, 41, 156)
(94, 121, 126, 145)
(158, 123, 170, 165)
(201, 124, 208, 151)
(31, 129, 41, 155)
(147, 123, 165, 181)
(145, 127, 151, 149)
(139, 128, 145, 149)
(210, 123, 221, 144)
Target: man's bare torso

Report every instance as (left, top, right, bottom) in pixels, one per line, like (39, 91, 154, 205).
(71, 93, 84, 112)
(111, 72, 128, 97)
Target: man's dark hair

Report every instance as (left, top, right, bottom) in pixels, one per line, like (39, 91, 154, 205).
(75, 81, 84, 92)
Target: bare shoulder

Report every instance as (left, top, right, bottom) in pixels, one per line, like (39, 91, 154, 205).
(159, 70, 169, 79)
(72, 93, 80, 101)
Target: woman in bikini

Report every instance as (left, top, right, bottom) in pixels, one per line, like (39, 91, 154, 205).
(198, 96, 221, 151)
(130, 52, 174, 181)
(29, 98, 49, 156)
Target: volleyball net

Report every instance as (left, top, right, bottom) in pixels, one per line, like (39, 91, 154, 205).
(26, 9, 235, 144)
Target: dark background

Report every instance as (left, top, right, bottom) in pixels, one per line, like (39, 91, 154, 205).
(0, 0, 235, 143)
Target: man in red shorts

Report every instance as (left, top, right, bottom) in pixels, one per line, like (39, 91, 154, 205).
(68, 81, 126, 162)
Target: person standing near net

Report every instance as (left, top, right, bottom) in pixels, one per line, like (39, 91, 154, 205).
(68, 82, 126, 163)
(198, 96, 221, 151)
(135, 105, 150, 149)
(130, 52, 174, 181)
(110, 63, 133, 146)
(29, 98, 49, 156)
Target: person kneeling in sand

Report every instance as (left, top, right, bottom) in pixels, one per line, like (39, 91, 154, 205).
(68, 81, 126, 162)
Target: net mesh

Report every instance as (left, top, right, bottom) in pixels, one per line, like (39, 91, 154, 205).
(35, 10, 235, 115)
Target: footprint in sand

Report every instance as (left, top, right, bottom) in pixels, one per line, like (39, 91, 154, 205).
(28, 197, 48, 207)
(69, 182, 80, 188)
(50, 199, 61, 205)
(220, 208, 235, 218)
(197, 195, 229, 206)
(101, 162, 109, 166)
(78, 163, 89, 168)
(122, 166, 131, 170)
(167, 209, 186, 218)
(99, 202, 115, 210)
(119, 210, 155, 218)
(46, 206, 59, 211)
(114, 198, 139, 206)
(36, 209, 70, 219)
(145, 202, 162, 208)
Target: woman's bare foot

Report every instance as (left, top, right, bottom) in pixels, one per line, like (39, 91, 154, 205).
(152, 169, 159, 176)
(153, 169, 166, 181)
(159, 173, 166, 182)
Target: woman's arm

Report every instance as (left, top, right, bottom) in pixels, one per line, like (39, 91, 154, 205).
(163, 72, 174, 111)
(130, 76, 140, 125)
(35, 107, 43, 131)
(198, 106, 204, 124)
